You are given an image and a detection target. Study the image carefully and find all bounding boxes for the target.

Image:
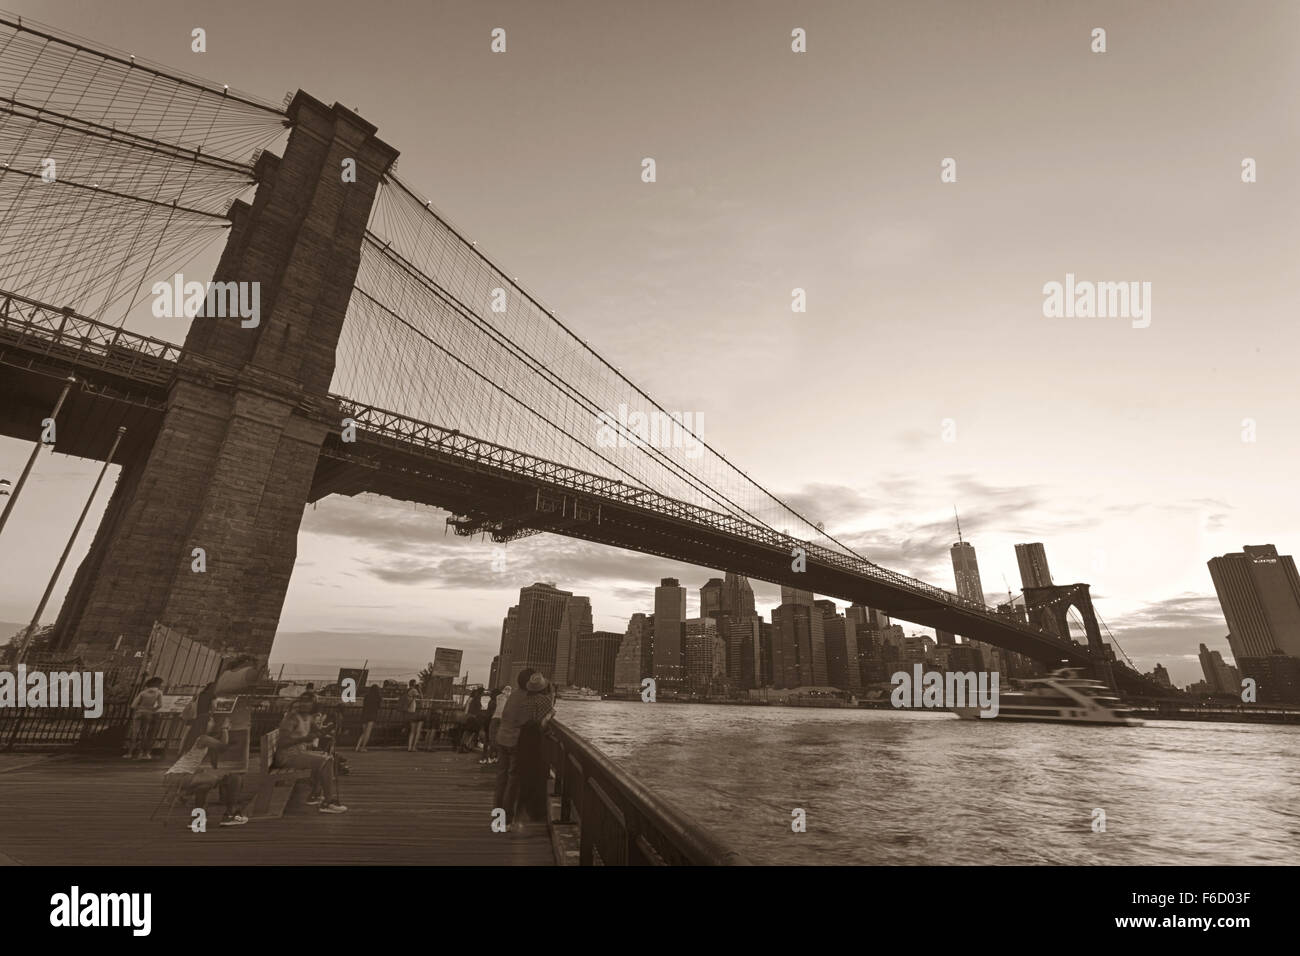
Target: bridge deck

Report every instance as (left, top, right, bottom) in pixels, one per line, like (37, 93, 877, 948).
(0, 748, 554, 866)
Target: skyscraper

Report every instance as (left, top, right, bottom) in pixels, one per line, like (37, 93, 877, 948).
(1208, 545, 1300, 704)
(684, 617, 724, 693)
(700, 578, 724, 620)
(1208, 545, 1300, 660)
(653, 578, 687, 689)
(575, 630, 624, 694)
(613, 612, 654, 691)
(1015, 542, 1054, 589)
(510, 582, 572, 681)
(721, 572, 757, 620)
(780, 586, 814, 607)
(553, 595, 592, 686)
(497, 605, 519, 682)
(816, 599, 859, 692)
(1197, 642, 1241, 695)
(772, 600, 826, 687)
(726, 616, 763, 690)
(951, 541, 984, 604)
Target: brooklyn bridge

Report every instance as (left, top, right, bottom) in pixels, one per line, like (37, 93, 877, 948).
(0, 14, 1164, 696)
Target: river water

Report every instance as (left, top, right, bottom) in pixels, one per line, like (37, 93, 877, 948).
(558, 701, 1300, 865)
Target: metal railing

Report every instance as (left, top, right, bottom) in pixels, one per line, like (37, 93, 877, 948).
(0, 693, 466, 754)
(0, 701, 131, 752)
(0, 288, 184, 385)
(545, 718, 750, 866)
(334, 397, 1075, 653)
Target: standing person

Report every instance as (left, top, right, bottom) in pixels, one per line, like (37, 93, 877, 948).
(460, 687, 483, 754)
(513, 673, 557, 831)
(479, 688, 501, 765)
(355, 684, 381, 752)
(125, 677, 165, 760)
(492, 669, 532, 824)
(404, 680, 424, 752)
(274, 693, 346, 813)
(494, 669, 556, 831)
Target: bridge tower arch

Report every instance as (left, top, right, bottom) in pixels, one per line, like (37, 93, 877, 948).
(1021, 583, 1115, 685)
(52, 92, 397, 664)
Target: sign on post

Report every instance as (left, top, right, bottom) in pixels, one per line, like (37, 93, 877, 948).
(431, 648, 463, 678)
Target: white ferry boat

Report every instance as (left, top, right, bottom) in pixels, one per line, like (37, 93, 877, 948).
(555, 686, 603, 701)
(955, 668, 1143, 726)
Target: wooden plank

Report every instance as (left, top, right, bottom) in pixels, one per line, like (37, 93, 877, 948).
(0, 748, 553, 866)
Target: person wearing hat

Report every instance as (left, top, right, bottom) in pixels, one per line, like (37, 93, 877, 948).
(493, 669, 556, 830)
(513, 672, 557, 832)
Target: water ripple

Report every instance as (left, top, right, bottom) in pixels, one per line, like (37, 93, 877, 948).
(559, 702, 1300, 865)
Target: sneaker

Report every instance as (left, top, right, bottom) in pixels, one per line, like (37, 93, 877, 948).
(478, 758, 490, 765)
(319, 802, 348, 814)
(122, 752, 134, 759)
(219, 815, 249, 827)
(305, 795, 323, 806)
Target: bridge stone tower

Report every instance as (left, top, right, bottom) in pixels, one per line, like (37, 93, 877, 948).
(53, 93, 397, 663)
(1022, 583, 1116, 684)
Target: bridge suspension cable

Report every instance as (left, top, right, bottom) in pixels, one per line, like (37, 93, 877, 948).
(0, 12, 286, 325)
(340, 175, 879, 564)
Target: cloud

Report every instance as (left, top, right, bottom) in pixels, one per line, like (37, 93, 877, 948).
(1103, 593, 1228, 685)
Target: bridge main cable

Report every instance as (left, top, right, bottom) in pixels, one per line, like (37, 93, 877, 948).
(0, 12, 286, 118)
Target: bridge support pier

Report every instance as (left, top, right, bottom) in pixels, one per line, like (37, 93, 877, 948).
(54, 92, 397, 664)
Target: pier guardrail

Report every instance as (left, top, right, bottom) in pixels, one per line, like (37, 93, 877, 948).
(545, 717, 750, 866)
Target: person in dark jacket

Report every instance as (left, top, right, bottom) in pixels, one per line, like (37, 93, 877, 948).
(459, 687, 484, 754)
(510, 672, 556, 832)
(478, 688, 500, 765)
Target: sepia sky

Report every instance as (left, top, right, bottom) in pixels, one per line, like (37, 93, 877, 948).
(1, 0, 1297, 686)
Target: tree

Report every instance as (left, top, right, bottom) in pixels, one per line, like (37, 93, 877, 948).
(417, 662, 438, 695)
(1, 624, 53, 663)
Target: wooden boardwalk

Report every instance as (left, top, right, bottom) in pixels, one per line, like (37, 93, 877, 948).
(0, 747, 554, 866)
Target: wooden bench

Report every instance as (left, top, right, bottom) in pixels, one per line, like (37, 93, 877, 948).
(249, 728, 315, 818)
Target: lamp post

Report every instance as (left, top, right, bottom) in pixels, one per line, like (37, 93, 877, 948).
(16, 426, 125, 663)
(0, 375, 75, 539)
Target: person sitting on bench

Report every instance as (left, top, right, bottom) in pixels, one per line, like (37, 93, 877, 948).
(161, 713, 248, 827)
(274, 693, 347, 814)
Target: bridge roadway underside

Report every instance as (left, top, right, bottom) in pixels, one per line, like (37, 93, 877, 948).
(0, 342, 166, 465)
(310, 434, 1093, 668)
